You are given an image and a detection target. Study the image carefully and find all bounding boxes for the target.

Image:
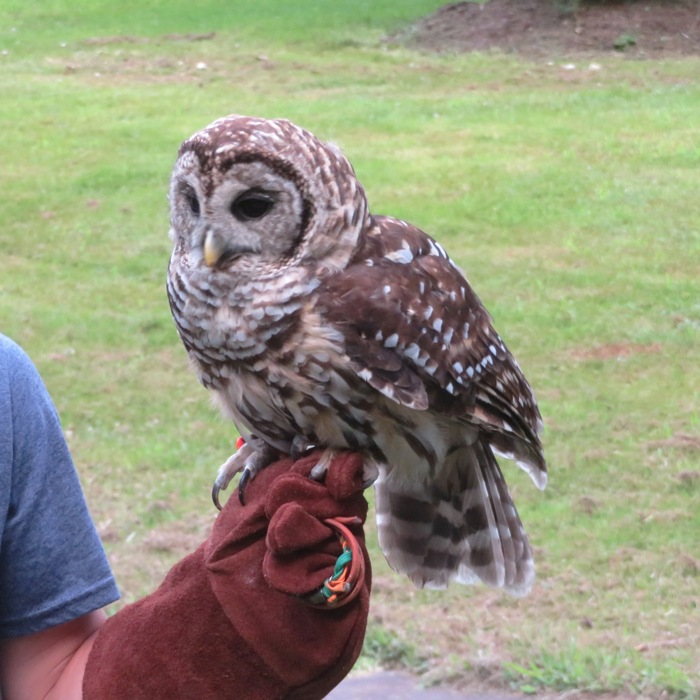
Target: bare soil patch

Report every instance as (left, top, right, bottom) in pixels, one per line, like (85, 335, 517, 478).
(82, 32, 216, 45)
(647, 433, 700, 452)
(569, 342, 663, 361)
(404, 0, 700, 56)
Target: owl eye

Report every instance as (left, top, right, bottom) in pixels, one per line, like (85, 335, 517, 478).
(187, 193, 201, 216)
(231, 192, 274, 221)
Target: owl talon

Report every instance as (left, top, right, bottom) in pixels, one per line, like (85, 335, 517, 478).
(309, 465, 326, 482)
(211, 445, 251, 510)
(309, 449, 339, 482)
(361, 458, 380, 489)
(237, 467, 253, 504)
(291, 435, 315, 461)
(210, 437, 278, 509)
(212, 482, 225, 511)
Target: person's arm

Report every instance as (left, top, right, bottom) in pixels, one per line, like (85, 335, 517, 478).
(0, 337, 119, 699)
(0, 611, 104, 700)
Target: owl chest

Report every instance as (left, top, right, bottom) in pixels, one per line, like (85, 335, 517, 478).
(216, 327, 378, 452)
(180, 291, 304, 391)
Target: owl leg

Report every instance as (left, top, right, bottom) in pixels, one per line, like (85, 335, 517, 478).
(310, 449, 380, 488)
(309, 449, 339, 481)
(290, 434, 315, 460)
(212, 438, 279, 509)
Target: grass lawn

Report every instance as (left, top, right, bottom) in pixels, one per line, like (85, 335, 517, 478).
(1, 2, 698, 697)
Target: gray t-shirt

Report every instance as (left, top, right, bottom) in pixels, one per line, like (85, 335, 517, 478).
(0, 335, 119, 637)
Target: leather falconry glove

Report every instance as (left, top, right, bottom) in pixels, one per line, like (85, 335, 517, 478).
(83, 450, 371, 699)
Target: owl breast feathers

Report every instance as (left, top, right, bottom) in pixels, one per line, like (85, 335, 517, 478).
(167, 115, 547, 594)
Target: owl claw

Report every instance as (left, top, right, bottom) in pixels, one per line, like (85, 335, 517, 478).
(237, 467, 253, 505)
(211, 446, 251, 510)
(212, 482, 225, 511)
(211, 467, 252, 510)
(309, 449, 339, 482)
(211, 438, 279, 510)
(291, 435, 315, 461)
(361, 458, 380, 489)
(309, 450, 380, 489)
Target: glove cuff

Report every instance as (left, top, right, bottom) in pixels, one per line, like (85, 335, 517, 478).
(83, 543, 303, 699)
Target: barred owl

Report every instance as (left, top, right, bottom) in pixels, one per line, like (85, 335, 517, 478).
(167, 115, 547, 594)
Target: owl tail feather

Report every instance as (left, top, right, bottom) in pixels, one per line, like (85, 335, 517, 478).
(374, 436, 535, 596)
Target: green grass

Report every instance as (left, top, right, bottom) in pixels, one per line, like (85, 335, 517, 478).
(504, 643, 697, 698)
(2, 2, 698, 697)
(358, 625, 430, 675)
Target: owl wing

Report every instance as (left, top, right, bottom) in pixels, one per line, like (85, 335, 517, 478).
(318, 215, 546, 486)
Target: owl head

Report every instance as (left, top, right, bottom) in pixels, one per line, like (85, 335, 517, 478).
(169, 115, 369, 279)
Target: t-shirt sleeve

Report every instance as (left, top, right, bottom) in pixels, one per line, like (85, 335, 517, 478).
(0, 337, 120, 638)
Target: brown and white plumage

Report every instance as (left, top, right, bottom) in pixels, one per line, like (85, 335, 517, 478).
(167, 115, 547, 595)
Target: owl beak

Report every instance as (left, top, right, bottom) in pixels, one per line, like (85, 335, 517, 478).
(203, 229, 223, 267)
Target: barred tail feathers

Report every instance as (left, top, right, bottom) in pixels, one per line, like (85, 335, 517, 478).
(374, 436, 535, 595)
